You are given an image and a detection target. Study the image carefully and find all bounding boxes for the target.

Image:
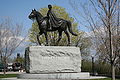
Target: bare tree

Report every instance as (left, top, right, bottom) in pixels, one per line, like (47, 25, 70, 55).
(0, 18, 25, 75)
(70, 0, 120, 80)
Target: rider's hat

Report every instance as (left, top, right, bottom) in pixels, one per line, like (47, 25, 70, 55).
(48, 4, 52, 9)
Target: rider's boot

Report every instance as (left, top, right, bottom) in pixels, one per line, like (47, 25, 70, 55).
(48, 23, 52, 30)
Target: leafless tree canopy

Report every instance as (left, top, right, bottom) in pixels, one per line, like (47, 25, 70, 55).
(70, 0, 120, 80)
(0, 18, 25, 74)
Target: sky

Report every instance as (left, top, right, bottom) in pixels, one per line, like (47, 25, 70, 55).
(0, 0, 88, 32)
(0, 0, 89, 57)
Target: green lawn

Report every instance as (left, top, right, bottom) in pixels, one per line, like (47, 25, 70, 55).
(0, 74, 17, 78)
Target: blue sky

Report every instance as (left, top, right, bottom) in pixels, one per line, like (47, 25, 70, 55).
(0, 0, 88, 32)
(0, 0, 89, 57)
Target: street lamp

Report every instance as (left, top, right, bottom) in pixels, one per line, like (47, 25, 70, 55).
(91, 55, 94, 76)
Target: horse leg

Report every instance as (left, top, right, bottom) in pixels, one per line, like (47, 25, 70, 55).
(64, 30, 71, 46)
(44, 32, 48, 46)
(37, 32, 43, 45)
(37, 34, 41, 45)
(56, 31, 62, 45)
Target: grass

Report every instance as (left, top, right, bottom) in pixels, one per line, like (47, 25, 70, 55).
(0, 74, 17, 78)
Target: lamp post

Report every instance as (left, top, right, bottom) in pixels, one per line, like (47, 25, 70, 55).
(91, 55, 94, 76)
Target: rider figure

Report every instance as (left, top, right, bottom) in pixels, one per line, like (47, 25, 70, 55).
(47, 4, 59, 30)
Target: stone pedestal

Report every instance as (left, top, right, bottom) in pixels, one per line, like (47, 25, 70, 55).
(25, 46, 81, 73)
(18, 46, 90, 79)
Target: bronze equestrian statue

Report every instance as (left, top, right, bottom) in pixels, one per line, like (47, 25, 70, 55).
(28, 5, 77, 46)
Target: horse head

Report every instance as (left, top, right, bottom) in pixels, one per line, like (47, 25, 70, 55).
(28, 9, 43, 20)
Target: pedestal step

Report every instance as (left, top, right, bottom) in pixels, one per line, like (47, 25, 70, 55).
(18, 72, 90, 79)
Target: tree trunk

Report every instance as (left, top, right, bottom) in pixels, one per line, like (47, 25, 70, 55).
(111, 64, 115, 80)
(108, 0, 115, 79)
(3, 58, 6, 75)
(109, 27, 115, 80)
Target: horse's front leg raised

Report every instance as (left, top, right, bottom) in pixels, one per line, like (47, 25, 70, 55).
(44, 32, 48, 46)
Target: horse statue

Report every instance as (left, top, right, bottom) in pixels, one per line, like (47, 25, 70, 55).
(28, 9, 77, 46)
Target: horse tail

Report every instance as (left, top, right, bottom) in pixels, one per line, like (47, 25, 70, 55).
(67, 21, 77, 36)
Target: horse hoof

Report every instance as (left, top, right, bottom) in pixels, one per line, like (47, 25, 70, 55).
(67, 43, 71, 46)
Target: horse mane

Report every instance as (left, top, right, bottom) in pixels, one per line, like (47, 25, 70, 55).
(36, 11, 43, 18)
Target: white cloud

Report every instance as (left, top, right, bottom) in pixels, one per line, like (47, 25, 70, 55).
(86, 26, 108, 37)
